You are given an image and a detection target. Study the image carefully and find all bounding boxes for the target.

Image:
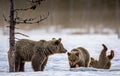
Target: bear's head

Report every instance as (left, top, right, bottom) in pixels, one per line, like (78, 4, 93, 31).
(89, 57, 99, 67)
(67, 51, 80, 68)
(47, 38, 67, 54)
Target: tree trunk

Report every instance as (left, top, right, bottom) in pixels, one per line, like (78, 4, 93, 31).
(116, 0, 120, 38)
(8, 0, 15, 72)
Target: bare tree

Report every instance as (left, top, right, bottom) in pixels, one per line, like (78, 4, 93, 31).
(4, 0, 48, 72)
(7, 0, 15, 72)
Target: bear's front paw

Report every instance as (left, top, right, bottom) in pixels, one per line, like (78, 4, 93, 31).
(75, 64, 79, 68)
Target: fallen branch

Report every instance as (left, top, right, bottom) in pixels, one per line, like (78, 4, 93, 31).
(15, 37, 20, 40)
(15, 32, 29, 37)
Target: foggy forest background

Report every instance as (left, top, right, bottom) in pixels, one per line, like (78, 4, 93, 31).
(0, 0, 120, 36)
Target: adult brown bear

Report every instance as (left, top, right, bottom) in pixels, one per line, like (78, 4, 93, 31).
(13, 38, 67, 72)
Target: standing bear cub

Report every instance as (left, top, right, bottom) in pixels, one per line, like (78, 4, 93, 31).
(90, 44, 114, 69)
(14, 38, 67, 72)
(67, 47, 90, 68)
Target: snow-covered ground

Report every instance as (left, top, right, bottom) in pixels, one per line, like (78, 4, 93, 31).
(0, 29, 120, 76)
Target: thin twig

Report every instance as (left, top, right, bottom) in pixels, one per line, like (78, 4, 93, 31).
(16, 17, 37, 22)
(3, 14, 9, 22)
(15, 37, 20, 40)
(14, 7, 31, 11)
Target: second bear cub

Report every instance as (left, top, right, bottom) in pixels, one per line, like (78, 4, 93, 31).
(67, 47, 90, 68)
(89, 44, 114, 69)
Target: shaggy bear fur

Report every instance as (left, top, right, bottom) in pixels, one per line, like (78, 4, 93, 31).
(14, 38, 67, 72)
(67, 47, 90, 68)
(90, 44, 114, 69)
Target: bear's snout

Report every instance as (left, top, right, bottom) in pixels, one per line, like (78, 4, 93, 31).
(61, 49, 67, 53)
(71, 65, 76, 68)
(63, 49, 67, 53)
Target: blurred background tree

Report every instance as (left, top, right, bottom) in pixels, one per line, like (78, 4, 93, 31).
(0, 0, 119, 36)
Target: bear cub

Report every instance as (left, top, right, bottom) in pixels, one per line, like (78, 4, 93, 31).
(90, 44, 114, 69)
(67, 47, 90, 68)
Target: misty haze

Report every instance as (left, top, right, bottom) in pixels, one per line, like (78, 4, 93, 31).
(0, 0, 120, 36)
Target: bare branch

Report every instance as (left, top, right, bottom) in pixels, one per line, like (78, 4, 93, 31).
(8, 37, 20, 40)
(14, 4, 38, 11)
(15, 18, 37, 24)
(15, 32, 29, 37)
(12, 0, 48, 24)
(14, 7, 31, 11)
(6, 26, 19, 29)
(30, 0, 45, 5)
(16, 17, 37, 22)
(14, 10, 19, 21)
(14, 0, 46, 11)
(36, 12, 49, 23)
(15, 37, 20, 40)
(15, 12, 49, 24)
(3, 14, 9, 22)
(15, 21, 34, 24)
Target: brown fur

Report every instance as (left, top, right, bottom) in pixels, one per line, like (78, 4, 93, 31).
(14, 38, 67, 72)
(90, 44, 114, 69)
(67, 47, 90, 68)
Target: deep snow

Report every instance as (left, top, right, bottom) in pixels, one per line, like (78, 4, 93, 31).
(0, 30, 120, 76)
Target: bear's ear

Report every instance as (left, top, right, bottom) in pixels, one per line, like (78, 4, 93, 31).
(54, 38, 61, 45)
(91, 57, 94, 60)
(58, 38, 62, 41)
(67, 52, 71, 56)
(75, 52, 79, 56)
(52, 38, 56, 40)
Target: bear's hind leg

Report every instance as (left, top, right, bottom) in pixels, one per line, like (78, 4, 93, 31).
(32, 55, 45, 71)
(15, 61, 20, 72)
(85, 62, 89, 67)
(107, 50, 114, 60)
(15, 57, 20, 72)
(19, 61, 25, 72)
(99, 44, 108, 62)
(85, 58, 90, 67)
(32, 59, 41, 71)
(99, 44, 108, 68)
(15, 60, 20, 72)
(99, 44, 108, 59)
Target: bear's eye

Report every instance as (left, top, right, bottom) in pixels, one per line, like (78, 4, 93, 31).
(71, 60, 75, 62)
